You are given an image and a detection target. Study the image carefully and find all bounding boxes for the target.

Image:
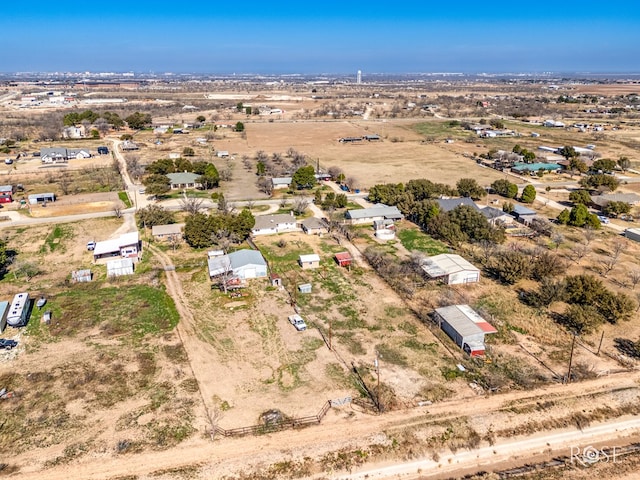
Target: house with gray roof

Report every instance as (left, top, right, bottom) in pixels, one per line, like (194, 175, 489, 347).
(435, 197, 480, 213)
(301, 217, 329, 235)
(345, 203, 403, 225)
(252, 213, 299, 236)
(167, 172, 201, 189)
(591, 193, 640, 209)
(207, 249, 268, 280)
(481, 206, 515, 226)
(271, 177, 292, 190)
(40, 147, 69, 163)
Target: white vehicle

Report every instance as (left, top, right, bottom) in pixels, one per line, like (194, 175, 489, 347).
(597, 215, 610, 224)
(288, 314, 307, 331)
(86, 241, 96, 251)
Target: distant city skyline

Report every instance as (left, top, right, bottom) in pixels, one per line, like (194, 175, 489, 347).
(2, 2, 639, 74)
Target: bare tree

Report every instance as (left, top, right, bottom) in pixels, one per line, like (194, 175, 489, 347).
(570, 244, 590, 263)
(599, 255, 618, 278)
(292, 196, 309, 215)
(629, 270, 640, 290)
(13, 260, 41, 282)
(212, 229, 239, 253)
(180, 196, 205, 214)
(95, 118, 110, 136)
(113, 203, 123, 218)
(245, 200, 255, 211)
(584, 226, 596, 245)
(58, 175, 72, 195)
(346, 177, 359, 190)
(256, 177, 273, 196)
(220, 163, 233, 182)
(125, 154, 144, 181)
(551, 232, 564, 251)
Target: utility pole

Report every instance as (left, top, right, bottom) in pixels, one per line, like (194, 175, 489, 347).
(328, 317, 332, 351)
(374, 352, 381, 411)
(566, 333, 576, 384)
(597, 331, 605, 356)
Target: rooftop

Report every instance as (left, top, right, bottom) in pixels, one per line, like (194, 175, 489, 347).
(422, 254, 479, 278)
(253, 213, 296, 230)
(435, 304, 497, 337)
(435, 197, 480, 213)
(345, 203, 403, 220)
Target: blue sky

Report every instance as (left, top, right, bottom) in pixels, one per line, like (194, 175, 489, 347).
(1, 1, 638, 74)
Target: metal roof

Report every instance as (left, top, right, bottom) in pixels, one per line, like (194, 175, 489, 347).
(271, 177, 292, 185)
(512, 204, 537, 215)
(435, 304, 497, 337)
(167, 172, 200, 184)
(422, 254, 479, 278)
(208, 249, 267, 276)
(345, 203, 403, 220)
(299, 254, 320, 263)
(152, 223, 184, 236)
(94, 231, 139, 256)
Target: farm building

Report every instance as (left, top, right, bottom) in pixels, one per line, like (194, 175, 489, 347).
(298, 283, 312, 293)
(271, 177, 292, 190)
(7, 292, 30, 327)
(107, 258, 134, 277)
(0, 301, 8, 333)
(301, 217, 329, 235)
(421, 254, 480, 285)
(93, 231, 141, 261)
(345, 203, 403, 225)
(28, 193, 56, 205)
(167, 172, 201, 190)
(152, 223, 185, 241)
(217, 150, 230, 158)
(434, 305, 497, 357)
(335, 252, 352, 267)
(251, 213, 299, 236)
(435, 197, 481, 213)
(207, 249, 268, 280)
(0, 186, 13, 203)
(71, 269, 92, 283)
(299, 254, 320, 270)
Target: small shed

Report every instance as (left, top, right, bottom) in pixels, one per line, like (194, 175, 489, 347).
(298, 283, 312, 294)
(299, 254, 320, 270)
(270, 273, 282, 287)
(301, 217, 329, 235)
(107, 258, 134, 277)
(434, 305, 497, 357)
(335, 252, 352, 267)
(71, 269, 93, 283)
(511, 205, 537, 224)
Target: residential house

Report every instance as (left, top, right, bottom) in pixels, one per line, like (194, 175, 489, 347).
(434, 304, 497, 357)
(67, 148, 91, 160)
(271, 177, 292, 190)
(345, 203, 403, 225)
(435, 197, 481, 213)
(93, 231, 141, 261)
(62, 125, 86, 139)
(251, 213, 299, 236)
(481, 206, 515, 226)
(591, 193, 640, 210)
(299, 254, 320, 270)
(152, 223, 185, 241)
(511, 204, 537, 224)
(300, 217, 329, 235)
(40, 147, 68, 163)
(207, 249, 268, 280)
(421, 254, 480, 285)
(167, 172, 201, 190)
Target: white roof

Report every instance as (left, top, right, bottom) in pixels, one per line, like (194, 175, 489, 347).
(94, 231, 139, 256)
(299, 254, 320, 263)
(422, 254, 479, 278)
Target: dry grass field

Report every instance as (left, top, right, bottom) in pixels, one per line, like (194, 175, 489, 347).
(3, 81, 640, 478)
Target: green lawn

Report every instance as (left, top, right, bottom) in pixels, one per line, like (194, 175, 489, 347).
(397, 228, 449, 255)
(118, 191, 132, 208)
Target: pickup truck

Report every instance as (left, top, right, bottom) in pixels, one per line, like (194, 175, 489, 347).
(288, 314, 307, 331)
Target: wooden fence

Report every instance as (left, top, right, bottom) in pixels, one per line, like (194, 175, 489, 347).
(214, 400, 332, 438)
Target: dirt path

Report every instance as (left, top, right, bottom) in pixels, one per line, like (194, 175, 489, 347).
(15, 366, 640, 479)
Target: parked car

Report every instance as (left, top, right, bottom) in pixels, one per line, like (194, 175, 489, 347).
(0, 339, 18, 350)
(288, 314, 307, 331)
(87, 241, 96, 251)
(4, 159, 13, 165)
(138, 188, 146, 194)
(597, 215, 610, 224)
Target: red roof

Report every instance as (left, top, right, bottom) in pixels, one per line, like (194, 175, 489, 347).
(476, 321, 498, 334)
(335, 252, 352, 261)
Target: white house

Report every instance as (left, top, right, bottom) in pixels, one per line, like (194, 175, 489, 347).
(251, 213, 299, 236)
(93, 231, 141, 261)
(271, 177, 292, 190)
(299, 254, 320, 269)
(62, 125, 86, 139)
(345, 204, 403, 225)
(421, 254, 480, 285)
(207, 249, 268, 280)
(167, 172, 201, 190)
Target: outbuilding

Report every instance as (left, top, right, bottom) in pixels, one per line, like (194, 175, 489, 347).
(0, 301, 9, 333)
(107, 258, 134, 277)
(28, 193, 56, 205)
(434, 305, 497, 357)
(421, 254, 480, 285)
(208, 249, 268, 280)
(300, 217, 329, 235)
(334, 252, 352, 267)
(152, 223, 185, 241)
(299, 254, 320, 270)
